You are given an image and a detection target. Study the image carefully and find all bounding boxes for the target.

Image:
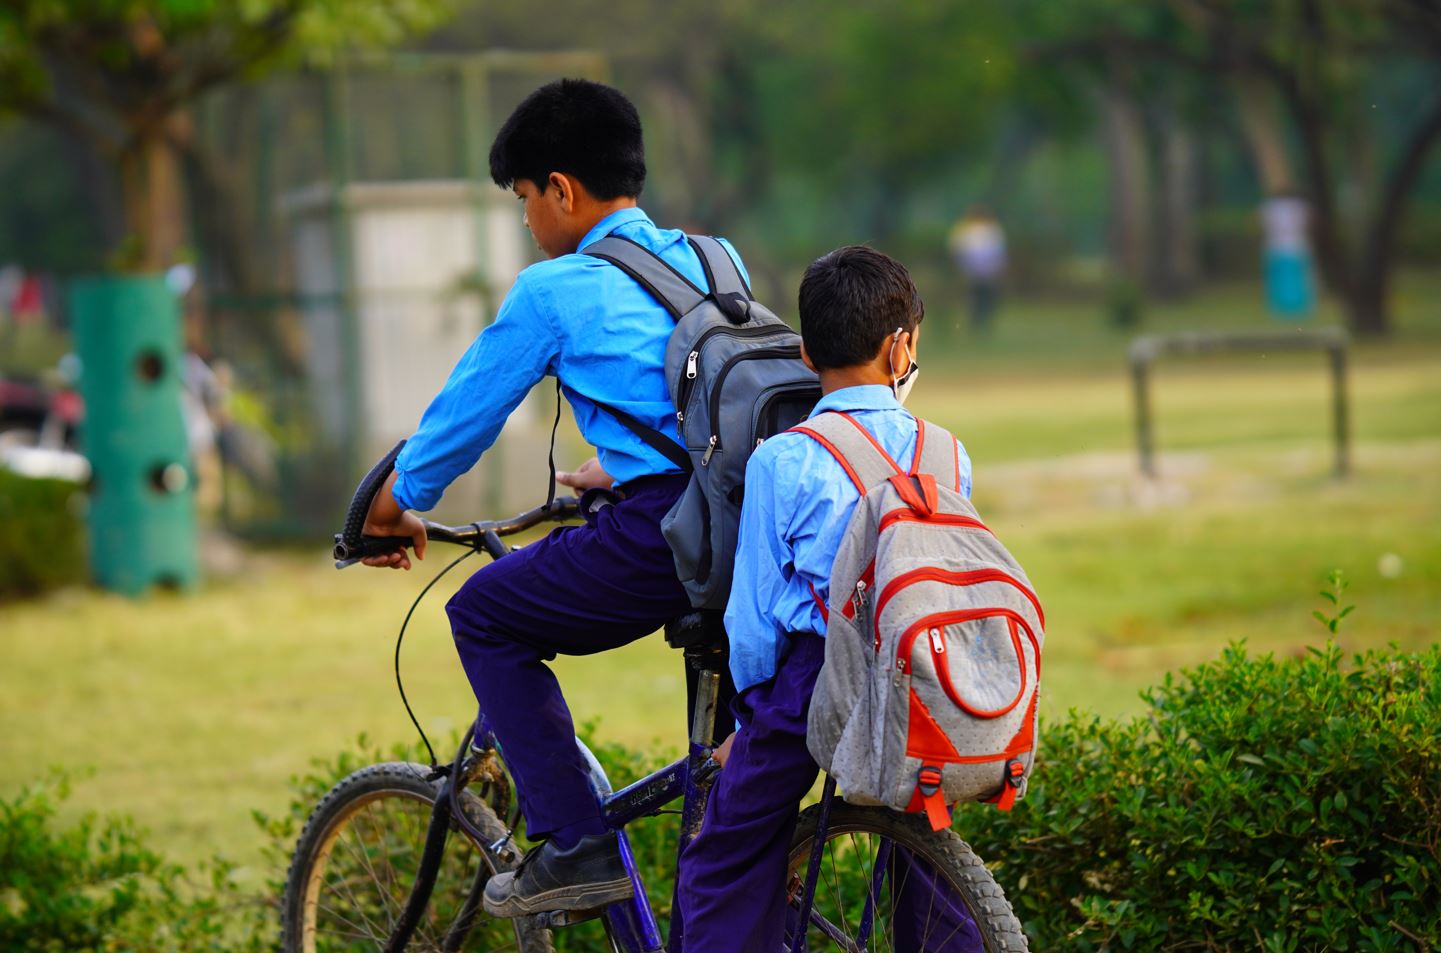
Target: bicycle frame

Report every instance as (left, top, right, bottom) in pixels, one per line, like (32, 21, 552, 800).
(575, 663, 725, 952)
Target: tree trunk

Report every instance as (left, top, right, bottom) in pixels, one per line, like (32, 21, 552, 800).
(1271, 75, 1354, 307)
(117, 119, 186, 272)
(1233, 76, 1295, 194)
(1154, 109, 1200, 298)
(1347, 94, 1441, 337)
(1101, 83, 1152, 287)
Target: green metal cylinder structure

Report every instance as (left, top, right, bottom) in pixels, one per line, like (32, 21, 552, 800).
(69, 275, 199, 595)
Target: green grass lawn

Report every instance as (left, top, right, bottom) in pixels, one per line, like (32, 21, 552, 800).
(2, 279, 1439, 877)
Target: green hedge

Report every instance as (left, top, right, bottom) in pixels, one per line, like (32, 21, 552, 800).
(957, 643, 1441, 951)
(0, 777, 267, 952)
(0, 468, 86, 598)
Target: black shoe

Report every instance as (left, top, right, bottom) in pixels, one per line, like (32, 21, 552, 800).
(482, 832, 633, 918)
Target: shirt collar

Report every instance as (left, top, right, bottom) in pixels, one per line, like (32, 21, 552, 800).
(812, 384, 908, 416)
(578, 206, 653, 251)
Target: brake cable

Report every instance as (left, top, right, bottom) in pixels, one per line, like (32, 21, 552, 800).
(394, 547, 479, 768)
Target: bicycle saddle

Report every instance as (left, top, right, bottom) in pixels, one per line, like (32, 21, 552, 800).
(664, 610, 727, 653)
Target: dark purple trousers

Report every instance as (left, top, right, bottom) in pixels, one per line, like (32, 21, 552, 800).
(445, 475, 692, 846)
(672, 634, 983, 953)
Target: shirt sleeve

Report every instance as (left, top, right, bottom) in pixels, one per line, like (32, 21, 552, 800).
(392, 271, 559, 512)
(724, 444, 796, 689)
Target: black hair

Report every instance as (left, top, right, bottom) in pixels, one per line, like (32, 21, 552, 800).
(488, 78, 646, 200)
(797, 246, 925, 371)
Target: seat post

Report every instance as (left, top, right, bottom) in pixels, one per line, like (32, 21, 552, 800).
(665, 610, 736, 751)
(689, 662, 721, 750)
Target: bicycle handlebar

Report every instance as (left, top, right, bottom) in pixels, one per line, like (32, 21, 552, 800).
(332, 439, 580, 568)
(417, 497, 581, 558)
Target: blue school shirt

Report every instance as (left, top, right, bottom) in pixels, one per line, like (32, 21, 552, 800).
(392, 207, 748, 512)
(723, 385, 973, 694)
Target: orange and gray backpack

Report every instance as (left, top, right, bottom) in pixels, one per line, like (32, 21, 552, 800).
(794, 411, 1045, 830)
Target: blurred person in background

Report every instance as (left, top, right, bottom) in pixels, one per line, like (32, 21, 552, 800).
(948, 205, 1007, 334)
(1261, 189, 1315, 319)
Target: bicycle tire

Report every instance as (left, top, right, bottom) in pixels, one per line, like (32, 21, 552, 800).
(280, 761, 553, 953)
(787, 802, 1029, 952)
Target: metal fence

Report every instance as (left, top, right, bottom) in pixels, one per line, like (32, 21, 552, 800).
(192, 52, 607, 538)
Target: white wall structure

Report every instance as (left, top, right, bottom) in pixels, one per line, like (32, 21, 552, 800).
(286, 179, 563, 517)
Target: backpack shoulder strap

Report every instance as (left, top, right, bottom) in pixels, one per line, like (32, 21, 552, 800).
(688, 235, 752, 324)
(688, 235, 753, 297)
(589, 398, 694, 474)
(585, 235, 706, 321)
(790, 411, 903, 494)
(910, 418, 963, 491)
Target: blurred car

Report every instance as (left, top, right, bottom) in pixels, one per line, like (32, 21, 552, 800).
(0, 366, 89, 483)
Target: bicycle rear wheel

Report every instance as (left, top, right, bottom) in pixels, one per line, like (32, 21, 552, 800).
(281, 761, 552, 953)
(786, 802, 1028, 952)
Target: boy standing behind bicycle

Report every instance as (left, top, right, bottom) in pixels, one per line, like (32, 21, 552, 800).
(672, 246, 982, 951)
(359, 79, 749, 917)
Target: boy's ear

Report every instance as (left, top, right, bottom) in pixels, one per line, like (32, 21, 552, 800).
(799, 340, 818, 373)
(547, 171, 578, 213)
(887, 326, 921, 377)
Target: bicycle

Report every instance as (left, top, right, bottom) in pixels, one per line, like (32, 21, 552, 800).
(280, 444, 1030, 952)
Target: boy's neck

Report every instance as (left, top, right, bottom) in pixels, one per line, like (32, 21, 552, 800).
(565, 197, 639, 253)
(817, 365, 890, 396)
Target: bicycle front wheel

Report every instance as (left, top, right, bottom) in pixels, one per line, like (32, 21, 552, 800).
(281, 761, 552, 953)
(786, 802, 1028, 952)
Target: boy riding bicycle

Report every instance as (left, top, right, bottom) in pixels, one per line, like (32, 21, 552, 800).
(358, 78, 748, 917)
(672, 246, 983, 951)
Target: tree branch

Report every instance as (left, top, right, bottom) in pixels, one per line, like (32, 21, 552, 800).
(162, 4, 303, 114)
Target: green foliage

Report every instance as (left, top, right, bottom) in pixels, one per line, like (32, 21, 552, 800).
(1104, 277, 1144, 331)
(1314, 569, 1357, 635)
(0, 776, 269, 952)
(956, 644, 1441, 951)
(0, 0, 458, 120)
(0, 469, 85, 598)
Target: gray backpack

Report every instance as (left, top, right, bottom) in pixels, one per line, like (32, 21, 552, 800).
(793, 411, 1045, 829)
(585, 235, 820, 610)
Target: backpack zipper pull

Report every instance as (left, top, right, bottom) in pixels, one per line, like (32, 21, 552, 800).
(701, 434, 717, 466)
(686, 351, 699, 379)
(930, 628, 945, 654)
(854, 579, 868, 612)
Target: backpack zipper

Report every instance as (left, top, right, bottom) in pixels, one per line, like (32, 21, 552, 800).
(675, 325, 792, 425)
(872, 566, 1045, 644)
(897, 608, 1035, 718)
(702, 344, 803, 463)
(877, 509, 992, 536)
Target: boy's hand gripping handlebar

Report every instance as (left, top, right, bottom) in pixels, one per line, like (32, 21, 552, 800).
(332, 439, 413, 567)
(332, 440, 584, 568)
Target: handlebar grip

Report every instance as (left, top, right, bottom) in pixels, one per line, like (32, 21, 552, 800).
(334, 439, 407, 569)
(332, 533, 415, 563)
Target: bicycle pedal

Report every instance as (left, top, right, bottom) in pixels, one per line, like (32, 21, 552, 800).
(536, 907, 604, 928)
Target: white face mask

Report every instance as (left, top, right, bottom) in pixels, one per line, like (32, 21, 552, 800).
(889, 328, 920, 404)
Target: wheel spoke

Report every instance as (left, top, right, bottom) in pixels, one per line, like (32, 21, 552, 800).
(788, 805, 1022, 953)
(340, 807, 399, 933)
(284, 767, 535, 953)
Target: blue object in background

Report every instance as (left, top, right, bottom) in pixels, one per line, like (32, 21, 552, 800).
(1265, 248, 1315, 319)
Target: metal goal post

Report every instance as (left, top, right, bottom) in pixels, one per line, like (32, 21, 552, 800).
(1128, 329, 1350, 478)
